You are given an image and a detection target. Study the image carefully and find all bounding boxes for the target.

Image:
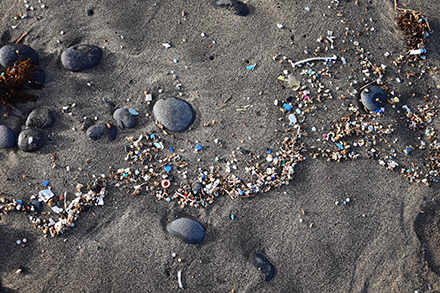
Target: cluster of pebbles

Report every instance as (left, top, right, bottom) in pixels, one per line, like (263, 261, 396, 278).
(0, 43, 102, 149)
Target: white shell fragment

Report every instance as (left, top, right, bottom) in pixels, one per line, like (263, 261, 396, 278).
(177, 270, 184, 289)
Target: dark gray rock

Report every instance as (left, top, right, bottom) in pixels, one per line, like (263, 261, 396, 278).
(249, 253, 275, 281)
(0, 44, 38, 67)
(31, 200, 42, 214)
(61, 44, 102, 72)
(192, 182, 205, 195)
(26, 108, 55, 128)
(153, 97, 195, 132)
(361, 86, 386, 111)
(17, 128, 45, 152)
(86, 124, 117, 141)
(167, 218, 205, 244)
(0, 125, 15, 148)
(212, 0, 249, 16)
(27, 69, 45, 89)
(113, 108, 135, 129)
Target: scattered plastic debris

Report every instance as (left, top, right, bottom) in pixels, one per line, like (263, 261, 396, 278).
(246, 64, 256, 70)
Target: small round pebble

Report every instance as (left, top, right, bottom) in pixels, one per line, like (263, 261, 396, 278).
(17, 128, 45, 152)
(86, 124, 117, 141)
(249, 253, 275, 281)
(167, 218, 205, 244)
(212, 0, 249, 16)
(153, 97, 195, 132)
(31, 200, 42, 214)
(27, 69, 45, 89)
(61, 44, 102, 72)
(361, 86, 386, 111)
(0, 44, 38, 67)
(192, 182, 205, 195)
(0, 125, 15, 148)
(113, 108, 135, 129)
(26, 108, 55, 128)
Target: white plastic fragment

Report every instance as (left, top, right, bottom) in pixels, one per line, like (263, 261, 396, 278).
(409, 48, 426, 55)
(289, 114, 297, 124)
(177, 270, 184, 289)
(51, 206, 63, 213)
(162, 43, 171, 48)
(277, 23, 284, 29)
(38, 190, 54, 202)
(290, 55, 337, 68)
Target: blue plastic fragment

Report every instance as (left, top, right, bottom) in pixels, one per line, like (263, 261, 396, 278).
(17, 200, 23, 204)
(336, 143, 344, 150)
(201, 174, 206, 179)
(129, 109, 139, 115)
(166, 198, 171, 202)
(164, 165, 172, 173)
(43, 180, 49, 187)
(231, 214, 235, 220)
(295, 108, 301, 115)
(267, 149, 271, 153)
(196, 144, 203, 150)
(247, 64, 256, 70)
(137, 151, 141, 156)
(170, 147, 174, 153)
(283, 103, 291, 111)
(150, 134, 155, 139)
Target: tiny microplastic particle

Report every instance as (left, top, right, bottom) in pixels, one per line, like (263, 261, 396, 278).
(129, 109, 139, 115)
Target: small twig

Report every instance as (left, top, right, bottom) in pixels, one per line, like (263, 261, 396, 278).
(289, 55, 337, 68)
(360, 79, 379, 91)
(15, 32, 28, 44)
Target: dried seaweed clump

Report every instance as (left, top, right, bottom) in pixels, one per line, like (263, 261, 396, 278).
(396, 9, 430, 54)
(0, 59, 42, 117)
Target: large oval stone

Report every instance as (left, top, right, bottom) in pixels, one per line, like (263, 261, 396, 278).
(86, 124, 117, 141)
(26, 108, 55, 128)
(0, 125, 15, 148)
(167, 218, 205, 244)
(17, 128, 46, 152)
(361, 86, 387, 111)
(61, 44, 102, 72)
(249, 253, 275, 281)
(0, 44, 38, 67)
(113, 108, 135, 129)
(153, 97, 195, 132)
